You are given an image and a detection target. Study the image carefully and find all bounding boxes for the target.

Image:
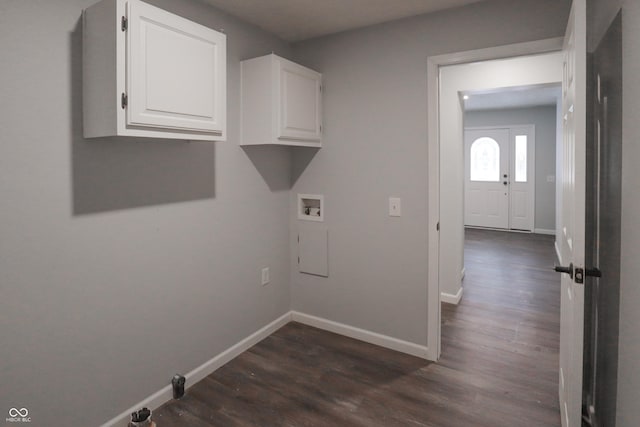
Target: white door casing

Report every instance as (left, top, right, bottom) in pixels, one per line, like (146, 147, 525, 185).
(558, 1, 587, 427)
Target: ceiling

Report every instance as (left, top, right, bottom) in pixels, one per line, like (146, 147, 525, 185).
(463, 85, 562, 111)
(202, 0, 486, 42)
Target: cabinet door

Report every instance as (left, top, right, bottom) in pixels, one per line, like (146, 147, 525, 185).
(127, 0, 225, 135)
(277, 60, 322, 142)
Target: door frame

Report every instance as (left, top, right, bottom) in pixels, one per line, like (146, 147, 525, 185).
(426, 38, 563, 361)
(464, 124, 537, 232)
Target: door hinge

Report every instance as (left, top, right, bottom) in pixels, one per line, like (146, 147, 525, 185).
(121, 16, 128, 31)
(297, 234, 299, 243)
(575, 267, 584, 284)
(297, 256, 300, 264)
(121, 92, 128, 109)
(436, 222, 440, 231)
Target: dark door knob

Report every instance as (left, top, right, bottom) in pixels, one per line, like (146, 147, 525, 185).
(554, 263, 574, 279)
(503, 181, 508, 186)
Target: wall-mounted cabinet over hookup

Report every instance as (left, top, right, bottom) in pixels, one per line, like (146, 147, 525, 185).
(298, 194, 323, 222)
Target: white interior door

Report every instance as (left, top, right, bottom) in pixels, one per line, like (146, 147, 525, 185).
(464, 128, 510, 229)
(558, 1, 587, 426)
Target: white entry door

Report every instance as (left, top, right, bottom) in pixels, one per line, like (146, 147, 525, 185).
(464, 127, 535, 231)
(557, 1, 587, 426)
(464, 128, 509, 228)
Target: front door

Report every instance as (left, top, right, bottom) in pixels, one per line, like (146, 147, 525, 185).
(464, 128, 510, 229)
(557, 1, 587, 426)
(464, 126, 535, 231)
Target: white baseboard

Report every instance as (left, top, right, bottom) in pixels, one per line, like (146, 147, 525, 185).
(100, 310, 430, 426)
(534, 228, 556, 235)
(441, 287, 464, 305)
(100, 312, 292, 427)
(290, 311, 429, 360)
(555, 240, 562, 264)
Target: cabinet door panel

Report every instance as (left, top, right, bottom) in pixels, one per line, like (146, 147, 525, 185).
(127, 0, 225, 134)
(278, 62, 321, 141)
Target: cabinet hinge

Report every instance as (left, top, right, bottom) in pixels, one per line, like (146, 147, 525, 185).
(121, 16, 128, 32)
(121, 92, 128, 109)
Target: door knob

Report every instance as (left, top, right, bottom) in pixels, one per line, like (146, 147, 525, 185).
(503, 181, 508, 186)
(554, 263, 574, 279)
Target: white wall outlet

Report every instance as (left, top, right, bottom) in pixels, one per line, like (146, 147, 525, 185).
(389, 197, 401, 217)
(261, 267, 270, 286)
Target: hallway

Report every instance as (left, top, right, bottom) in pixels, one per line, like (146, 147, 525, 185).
(441, 228, 561, 426)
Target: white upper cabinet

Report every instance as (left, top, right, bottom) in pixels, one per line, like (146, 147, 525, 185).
(241, 54, 322, 147)
(83, 0, 226, 140)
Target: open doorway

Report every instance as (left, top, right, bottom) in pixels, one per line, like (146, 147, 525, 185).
(430, 49, 564, 319)
(428, 5, 588, 427)
(442, 78, 565, 426)
(426, 43, 567, 422)
(442, 81, 566, 422)
(462, 84, 561, 234)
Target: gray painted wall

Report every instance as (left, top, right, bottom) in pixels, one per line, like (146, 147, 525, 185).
(618, 3, 640, 424)
(464, 106, 558, 231)
(589, 1, 640, 426)
(0, 0, 293, 425)
(290, 0, 570, 346)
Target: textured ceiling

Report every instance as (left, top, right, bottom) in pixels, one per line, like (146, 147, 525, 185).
(202, 0, 486, 42)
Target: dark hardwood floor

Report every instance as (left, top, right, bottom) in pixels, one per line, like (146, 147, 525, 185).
(154, 228, 561, 426)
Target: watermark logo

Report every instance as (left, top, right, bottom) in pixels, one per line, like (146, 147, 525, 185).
(6, 408, 31, 423)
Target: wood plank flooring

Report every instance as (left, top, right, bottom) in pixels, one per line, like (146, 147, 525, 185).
(154, 228, 560, 426)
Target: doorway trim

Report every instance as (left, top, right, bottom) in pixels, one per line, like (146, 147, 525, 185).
(426, 37, 563, 361)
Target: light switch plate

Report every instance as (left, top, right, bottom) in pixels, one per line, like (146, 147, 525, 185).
(261, 267, 270, 286)
(389, 197, 401, 217)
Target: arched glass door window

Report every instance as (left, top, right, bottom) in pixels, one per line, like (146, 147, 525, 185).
(470, 137, 500, 182)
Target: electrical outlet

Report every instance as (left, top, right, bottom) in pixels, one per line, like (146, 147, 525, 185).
(261, 267, 270, 286)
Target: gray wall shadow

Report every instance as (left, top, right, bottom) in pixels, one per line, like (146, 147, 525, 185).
(291, 146, 320, 185)
(70, 19, 216, 215)
(242, 145, 316, 191)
